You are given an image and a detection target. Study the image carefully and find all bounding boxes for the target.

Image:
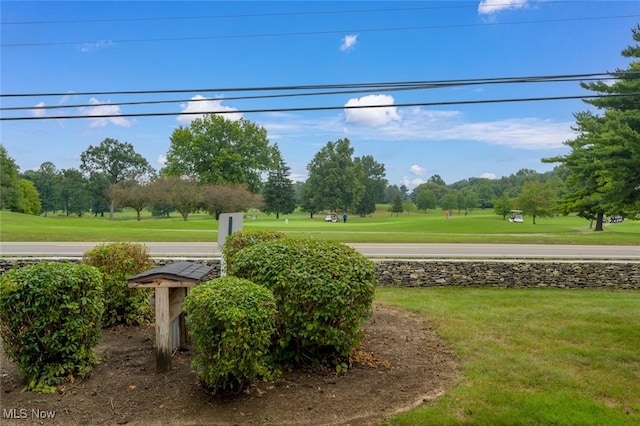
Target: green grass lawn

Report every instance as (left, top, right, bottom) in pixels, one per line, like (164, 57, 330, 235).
(1, 208, 638, 244)
(377, 287, 640, 426)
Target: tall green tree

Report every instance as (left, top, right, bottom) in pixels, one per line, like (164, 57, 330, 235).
(16, 179, 41, 215)
(163, 114, 277, 194)
(0, 145, 20, 211)
(416, 189, 437, 213)
(304, 138, 364, 213)
(25, 162, 59, 216)
(544, 25, 640, 229)
(390, 193, 403, 216)
(298, 181, 322, 218)
(80, 138, 154, 219)
(58, 168, 91, 216)
(262, 150, 297, 219)
(515, 181, 556, 224)
(353, 155, 387, 217)
(493, 191, 513, 220)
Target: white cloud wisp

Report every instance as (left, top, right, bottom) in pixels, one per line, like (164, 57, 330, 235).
(177, 95, 243, 125)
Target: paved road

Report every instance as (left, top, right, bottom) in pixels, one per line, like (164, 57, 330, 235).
(1, 242, 638, 259)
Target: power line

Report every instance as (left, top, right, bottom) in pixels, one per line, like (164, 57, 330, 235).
(0, 3, 495, 25)
(2, 93, 637, 122)
(0, 1, 574, 25)
(1, 72, 631, 99)
(2, 14, 637, 48)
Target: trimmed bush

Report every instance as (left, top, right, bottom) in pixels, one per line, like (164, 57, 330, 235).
(82, 242, 153, 327)
(183, 276, 277, 394)
(222, 229, 287, 272)
(0, 262, 104, 392)
(228, 238, 377, 366)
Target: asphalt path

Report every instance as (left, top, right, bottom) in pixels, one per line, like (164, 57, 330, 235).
(1, 242, 638, 259)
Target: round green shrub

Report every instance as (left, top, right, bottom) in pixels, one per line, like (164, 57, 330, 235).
(183, 276, 277, 394)
(228, 238, 377, 366)
(82, 242, 153, 327)
(222, 229, 287, 272)
(0, 262, 104, 392)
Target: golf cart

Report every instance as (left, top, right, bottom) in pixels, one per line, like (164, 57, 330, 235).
(509, 210, 524, 223)
(324, 212, 338, 223)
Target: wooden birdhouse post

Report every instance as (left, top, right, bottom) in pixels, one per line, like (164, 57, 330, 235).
(128, 262, 213, 373)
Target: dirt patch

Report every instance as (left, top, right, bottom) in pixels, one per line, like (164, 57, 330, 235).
(1, 304, 458, 425)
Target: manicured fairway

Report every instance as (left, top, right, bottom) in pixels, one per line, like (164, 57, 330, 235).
(1, 209, 638, 244)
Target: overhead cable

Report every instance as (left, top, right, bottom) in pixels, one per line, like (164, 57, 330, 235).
(2, 93, 638, 121)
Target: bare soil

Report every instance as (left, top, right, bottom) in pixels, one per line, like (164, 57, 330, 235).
(1, 304, 458, 425)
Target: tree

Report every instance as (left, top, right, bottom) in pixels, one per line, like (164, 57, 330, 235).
(390, 194, 403, 216)
(493, 191, 513, 220)
(109, 180, 149, 221)
(0, 145, 20, 211)
(149, 176, 200, 221)
(304, 138, 364, 213)
(201, 183, 258, 220)
(58, 168, 91, 216)
(163, 114, 277, 194)
(80, 138, 154, 220)
(262, 151, 297, 219)
(415, 189, 437, 213)
(354, 155, 387, 217)
(298, 181, 322, 219)
(86, 172, 111, 217)
(25, 162, 58, 216)
(440, 192, 459, 213)
(16, 179, 41, 215)
(384, 185, 402, 204)
(515, 181, 556, 224)
(544, 25, 640, 229)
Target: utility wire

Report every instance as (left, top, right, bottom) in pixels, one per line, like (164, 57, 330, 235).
(1, 72, 632, 99)
(0, 2, 523, 25)
(2, 14, 637, 48)
(0, 73, 626, 112)
(2, 93, 637, 121)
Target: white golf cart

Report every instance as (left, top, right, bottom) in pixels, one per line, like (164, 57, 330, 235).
(509, 210, 524, 223)
(324, 212, 338, 223)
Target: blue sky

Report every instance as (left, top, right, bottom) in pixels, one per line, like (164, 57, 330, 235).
(1, 1, 638, 188)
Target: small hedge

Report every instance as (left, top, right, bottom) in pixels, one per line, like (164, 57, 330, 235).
(222, 229, 287, 272)
(0, 262, 104, 392)
(228, 238, 377, 366)
(183, 276, 277, 394)
(82, 242, 153, 327)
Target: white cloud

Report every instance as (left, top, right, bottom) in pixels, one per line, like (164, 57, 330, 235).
(80, 98, 132, 128)
(177, 95, 243, 125)
(157, 155, 167, 165)
(31, 102, 46, 118)
(338, 106, 573, 150)
(478, 0, 528, 15)
(401, 176, 425, 188)
(340, 34, 358, 51)
(77, 40, 114, 52)
(410, 164, 428, 176)
(344, 94, 401, 127)
(480, 172, 497, 180)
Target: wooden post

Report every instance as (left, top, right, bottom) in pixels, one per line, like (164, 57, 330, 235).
(155, 287, 171, 373)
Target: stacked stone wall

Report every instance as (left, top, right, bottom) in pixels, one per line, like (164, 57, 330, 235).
(1, 258, 638, 290)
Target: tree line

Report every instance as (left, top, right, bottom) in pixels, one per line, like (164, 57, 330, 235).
(1, 26, 638, 231)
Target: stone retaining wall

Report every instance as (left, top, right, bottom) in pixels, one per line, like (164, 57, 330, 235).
(1, 258, 638, 290)
(374, 259, 640, 290)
